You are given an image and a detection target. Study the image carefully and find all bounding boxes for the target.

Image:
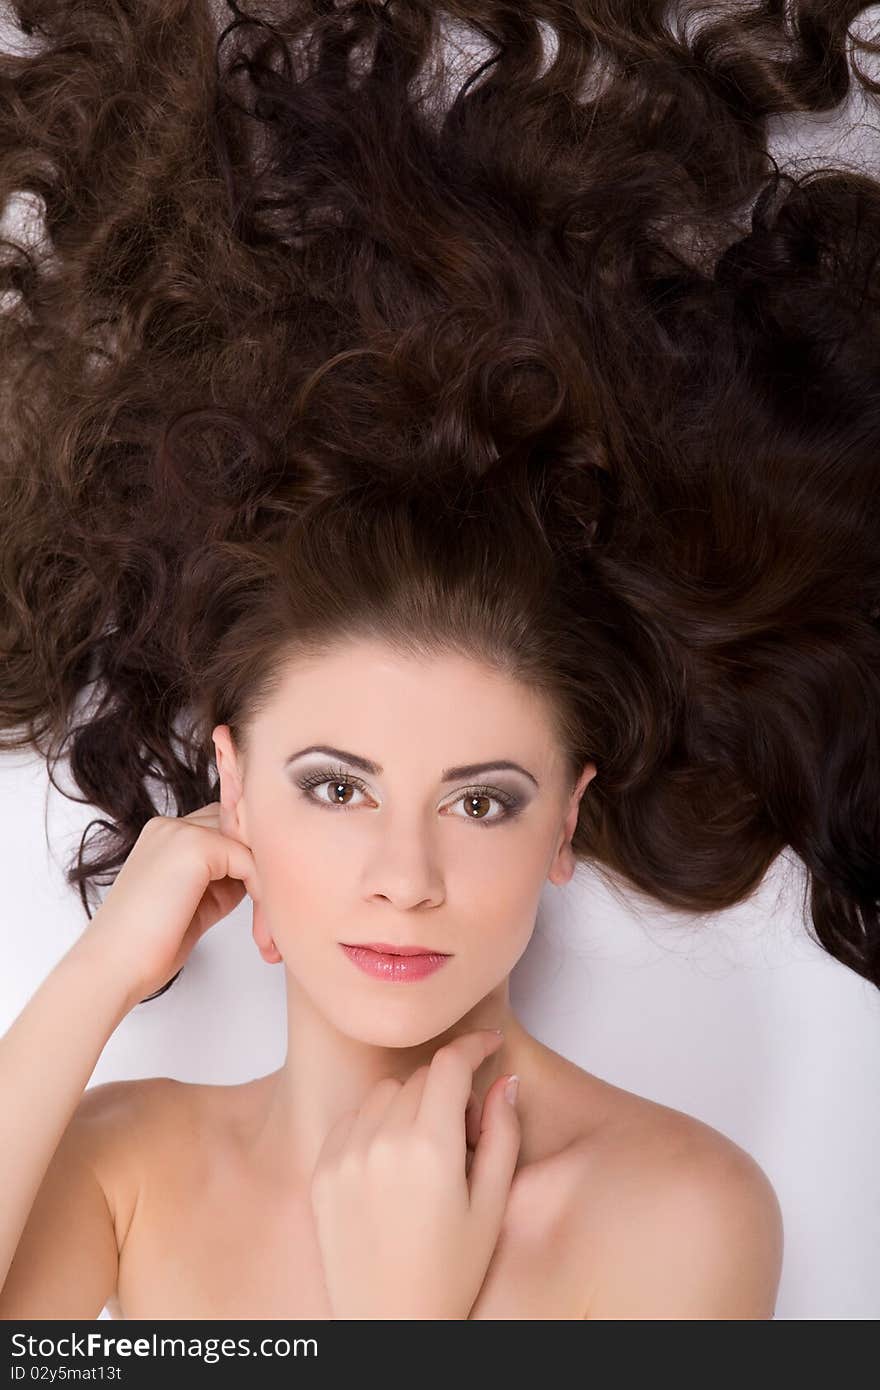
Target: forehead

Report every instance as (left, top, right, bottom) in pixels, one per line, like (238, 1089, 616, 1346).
(256, 638, 560, 761)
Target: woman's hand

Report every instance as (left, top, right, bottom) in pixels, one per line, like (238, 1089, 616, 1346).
(309, 1028, 521, 1320)
(79, 802, 257, 1009)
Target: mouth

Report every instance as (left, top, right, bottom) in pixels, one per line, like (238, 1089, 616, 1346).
(339, 942, 453, 982)
(339, 941, 452, 957)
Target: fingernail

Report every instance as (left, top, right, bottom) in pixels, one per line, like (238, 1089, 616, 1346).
(504, 1074, 519, 1106)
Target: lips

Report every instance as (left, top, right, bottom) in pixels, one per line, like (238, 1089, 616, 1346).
(339, 942, 452, 982)
(341, 941, 451, 956)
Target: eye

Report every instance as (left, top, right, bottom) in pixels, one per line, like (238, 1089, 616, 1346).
(294, 768, 523, 826)
(445, 786, 522, 826)
(296, 767, 370, 808)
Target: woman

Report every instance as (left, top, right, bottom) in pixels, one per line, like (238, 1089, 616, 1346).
(0, 500, 784, 1318)
(0, 0, 877, 1318)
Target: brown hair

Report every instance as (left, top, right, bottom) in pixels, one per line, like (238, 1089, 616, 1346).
(1, 0, 878, 1000)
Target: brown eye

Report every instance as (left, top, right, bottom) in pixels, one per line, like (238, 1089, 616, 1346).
(296, 768, 370, 809)
(296, 769, 523, 827)
(446, 786, 522, 826)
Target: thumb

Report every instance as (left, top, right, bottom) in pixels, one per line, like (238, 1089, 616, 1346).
(466, 1073, 521, 1234)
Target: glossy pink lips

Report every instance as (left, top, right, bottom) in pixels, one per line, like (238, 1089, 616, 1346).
(339, 943, 451, 982)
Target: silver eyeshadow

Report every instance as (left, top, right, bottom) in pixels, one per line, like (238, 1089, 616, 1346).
(283, 744, 540, 790)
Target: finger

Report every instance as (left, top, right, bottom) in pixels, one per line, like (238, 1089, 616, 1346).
(198, 827, 258, 893)
(178, 813, 218, 828)
(416, 1030, 504, 1140)
(380, 1064, 432, 1133)
(347, 1076, 405, 1149)
(313, 1105, 359, 1170)
(467, 1073, 521, 1234)
(200, 873, 248, 928)
(465, 1088, 481, 1150)
(165, 808, 259, 900)
(180, 802, 223, 824)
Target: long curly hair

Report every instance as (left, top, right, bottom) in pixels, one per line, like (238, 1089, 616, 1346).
(1, 0, 879, 1002)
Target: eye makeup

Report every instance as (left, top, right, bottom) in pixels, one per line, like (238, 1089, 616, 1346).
(292, 764, 526, 827)
(284, 743, 540, 789)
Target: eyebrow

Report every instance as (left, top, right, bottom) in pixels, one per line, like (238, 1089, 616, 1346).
(284, 745, 540, 789)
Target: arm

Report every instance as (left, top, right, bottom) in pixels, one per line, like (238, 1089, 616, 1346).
(584, 1139, 784, 1320)
(0, 801, 260, 1318)
(0, 929, 137, 1316)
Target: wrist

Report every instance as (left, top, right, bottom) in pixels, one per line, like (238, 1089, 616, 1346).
(68, 920, 145, 1017)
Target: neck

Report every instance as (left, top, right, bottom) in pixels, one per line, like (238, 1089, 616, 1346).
(245, 967, 540, 1188)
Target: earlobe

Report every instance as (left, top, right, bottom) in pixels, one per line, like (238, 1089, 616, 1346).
(548, 843, 576, 888)
(252, 900, 282, 965)
(547, 762, 594, 888)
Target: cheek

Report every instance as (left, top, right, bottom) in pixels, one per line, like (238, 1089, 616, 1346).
(253, 801, 555, 901)
(256, 828, 331, 910)
(465, 841, 550, 931)
(253, 795, 340, 865)
(244, 801, 312, 903)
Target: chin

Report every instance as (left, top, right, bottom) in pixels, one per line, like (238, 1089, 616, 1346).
(333, 1006, 462, 1050)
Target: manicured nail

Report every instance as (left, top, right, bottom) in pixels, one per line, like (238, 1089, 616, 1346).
(504, 1075, 519, 1105)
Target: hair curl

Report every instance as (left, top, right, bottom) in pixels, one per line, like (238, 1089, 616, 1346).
(1, 0, 879, 1002)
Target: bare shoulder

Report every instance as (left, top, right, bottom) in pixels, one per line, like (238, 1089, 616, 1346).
(79, 1074, 222, 1139)
(563, 1075, 784, 1320)
(73, 1076, 198, 1246)
(75, 1075, 187, 1151)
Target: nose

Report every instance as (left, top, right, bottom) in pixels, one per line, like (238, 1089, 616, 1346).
(361, 815, 445, 910)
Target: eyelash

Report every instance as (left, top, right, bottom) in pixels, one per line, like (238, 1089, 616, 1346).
(294, 766, 523, 827)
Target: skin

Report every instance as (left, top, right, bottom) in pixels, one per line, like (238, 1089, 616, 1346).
(210, 637, 597, 1194)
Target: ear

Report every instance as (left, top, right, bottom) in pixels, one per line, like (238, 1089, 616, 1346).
(212, 723, 248, 837)
(252, 899, 283, 965)
(547, 761, 596, 888)
(212, 724, 281, 966)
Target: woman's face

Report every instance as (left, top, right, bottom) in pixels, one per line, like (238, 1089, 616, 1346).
(213, 638, 595, 1045)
